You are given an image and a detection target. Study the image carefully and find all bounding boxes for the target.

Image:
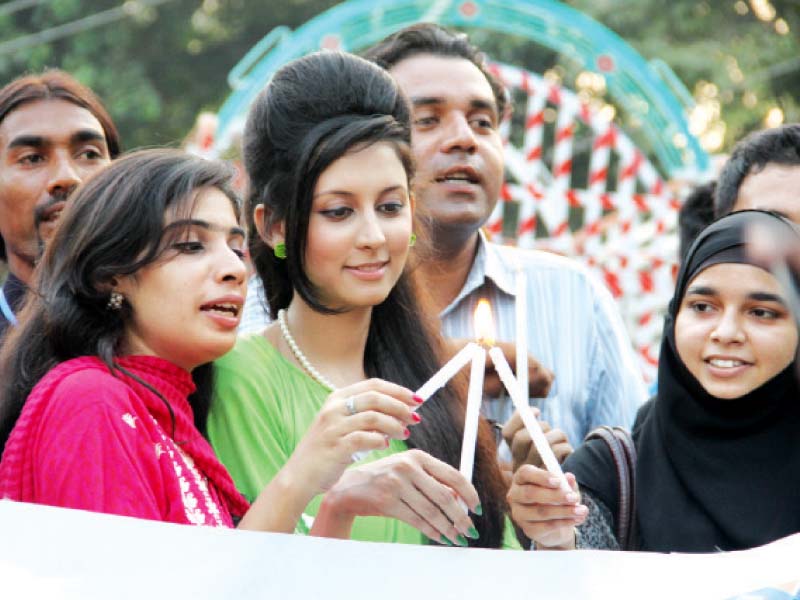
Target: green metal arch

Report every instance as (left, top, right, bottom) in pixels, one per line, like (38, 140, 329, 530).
(215, 0, 708, 176)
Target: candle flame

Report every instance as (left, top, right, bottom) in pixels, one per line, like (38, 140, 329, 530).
(474, 299, 495, 347)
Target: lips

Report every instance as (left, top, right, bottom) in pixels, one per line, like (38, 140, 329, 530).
(199, 296, 243, 318)
(345, 261, 388, 272)
(37, 200, 66, 224)
(704, 356, 752, 368)
(434, 165, 481, 185)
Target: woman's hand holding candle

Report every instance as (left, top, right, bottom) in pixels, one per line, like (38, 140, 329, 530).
(488, 346, 572, 493)
(507, 464, 587, 550)
(502, 408, 573, 473)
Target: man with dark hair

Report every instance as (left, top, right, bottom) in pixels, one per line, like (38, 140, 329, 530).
(0, 70, 120, 339)
(678, 181, 716, 263)
(364, 24, 646, 450)
(715, 124, 800, 222)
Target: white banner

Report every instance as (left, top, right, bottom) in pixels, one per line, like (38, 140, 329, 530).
(1, 499, 798, 600)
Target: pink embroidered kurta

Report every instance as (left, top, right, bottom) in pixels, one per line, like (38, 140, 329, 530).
(0, 355, 249, 526)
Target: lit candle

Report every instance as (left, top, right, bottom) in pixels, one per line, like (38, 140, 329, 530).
(457, 300, 493, 512)
(415, 342, 479, 402)
(488, 346, 572, 493)
(515, 267, 528, 402)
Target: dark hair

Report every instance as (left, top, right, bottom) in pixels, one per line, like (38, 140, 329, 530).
(0, 149, 239, 452)
(363, 23, 508, 119)
(243, 51, 507, 547)
(678, 181, 716, 263)
(715, 124, 800, 218)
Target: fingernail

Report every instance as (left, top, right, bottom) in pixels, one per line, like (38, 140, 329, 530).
(439, 535, 453, 546)
(403, 427, 410, 438)
(467, 526, 480, 539)
(384, 436, 390, 448)
(574, 505, 588, 516)
(565, 492, 578, 503)
(413, 394, 424, 404)
(548, 477, 560, 488)
(411, 413, 422, 423)
(456, 534, 468, 547)
(473, 504, 483, 516)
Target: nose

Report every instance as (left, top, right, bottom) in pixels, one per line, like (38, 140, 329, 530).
(440, 112, 477, 154)
(46, 152, 81, 199)
(355, 211, 386, 249)
(710, 309, 745, 344)
(218, 244, 247, 285)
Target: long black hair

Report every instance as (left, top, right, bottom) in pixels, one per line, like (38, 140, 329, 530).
(242, 51, 507, 547)
(0, 149, 240, 451)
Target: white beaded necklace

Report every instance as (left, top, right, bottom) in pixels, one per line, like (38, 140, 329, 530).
(277, 309, 337, 391)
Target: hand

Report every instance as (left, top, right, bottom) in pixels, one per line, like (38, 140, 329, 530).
(501, 409, 573, 472)
(507, 465, 586, 549)
(315, 449, 480, 546)
(485, 340, 554, 398)
(285, 378, 421, 497)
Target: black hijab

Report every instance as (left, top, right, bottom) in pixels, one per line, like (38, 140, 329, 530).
(568, 209, 800, 552)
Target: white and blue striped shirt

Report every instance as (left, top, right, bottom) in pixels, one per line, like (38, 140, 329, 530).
(239, 232, 647, 447)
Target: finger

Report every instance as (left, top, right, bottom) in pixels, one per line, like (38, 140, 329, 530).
(510, 428, 534, 467)
(345, 391, 419, 425)
(529, 365, 554, 398)
(342, 431, 392, 456)
(336, 378, 418, 407)
(346, 411, 409, 441)
(511, 501, 588, 523)
(501, 410, 524, 445)
(389, 500, 445, 543)
(518, 519, 580, 543)
(416, 452, 480, 511)
(553, 442, 574, 464)
(507, 479, 579, 506)
(539, 420, 552, 433)
(403, 484, 465, 545)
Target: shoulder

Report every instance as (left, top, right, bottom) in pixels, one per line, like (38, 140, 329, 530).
(490, 243, 602, 291)
(39, 357, 133, 411)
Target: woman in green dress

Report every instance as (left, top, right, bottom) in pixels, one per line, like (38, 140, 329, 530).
(209, 51, 518, 548)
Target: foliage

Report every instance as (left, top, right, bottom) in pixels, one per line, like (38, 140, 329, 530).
(0, 0, 797, 154)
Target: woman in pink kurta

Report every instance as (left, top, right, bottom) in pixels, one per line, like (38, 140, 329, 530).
(0, 355, 247, 525)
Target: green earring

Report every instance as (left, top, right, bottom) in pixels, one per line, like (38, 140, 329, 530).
(274, 242, 287, 259)
(409, 233, 417, 247)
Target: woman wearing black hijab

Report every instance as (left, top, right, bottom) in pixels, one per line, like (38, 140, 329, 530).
(507, 210, 800, 552)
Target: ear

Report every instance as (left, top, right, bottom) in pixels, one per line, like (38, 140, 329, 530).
(253, 203, 285, 250)
(108, 275, 136, 299)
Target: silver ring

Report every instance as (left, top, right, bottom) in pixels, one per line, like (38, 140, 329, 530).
(345, 396, 358, 416)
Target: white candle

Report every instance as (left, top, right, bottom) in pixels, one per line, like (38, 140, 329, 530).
(515, 268, 528, 401)
(488, 346, 572, 493)
(415, 342, 478, 402)
(459, 347, 486, 485)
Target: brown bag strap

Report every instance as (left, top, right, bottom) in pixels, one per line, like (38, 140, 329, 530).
(584, 425, 637, 550)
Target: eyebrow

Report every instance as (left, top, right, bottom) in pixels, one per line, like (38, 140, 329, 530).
(411, 96, 498, 116)
(685, 285, 787, 306)
(164, 218, 245, 239)
(313, 185, 407, 199)
(7, 129, 107, 150)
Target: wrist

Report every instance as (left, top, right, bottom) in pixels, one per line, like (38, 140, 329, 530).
(532, 529, 577, 551)
(312, 488, 357, 539)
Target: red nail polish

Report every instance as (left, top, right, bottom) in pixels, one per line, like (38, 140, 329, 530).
(413, 394, 424, 404)
(411, 413, 422, 423)
(404, 428, 410, 438)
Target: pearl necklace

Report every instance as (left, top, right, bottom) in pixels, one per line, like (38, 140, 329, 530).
(277, 309, 337, 391)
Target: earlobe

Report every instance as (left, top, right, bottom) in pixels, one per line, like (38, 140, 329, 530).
(253, 203, 285, 250)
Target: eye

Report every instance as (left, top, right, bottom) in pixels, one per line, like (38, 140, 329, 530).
(231, 246, 246, 260)
(750, 307, 779, 320)
(78, 148, 105, 160)
(18, 153, 44, 165)
(378, 201, 405, 215)
(413, 115, 439, 127)
(172, 241, 204, 253)
(470, 116, 495, 130)
(320, 206, 353, 220)
(689, 301, 714, 314)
